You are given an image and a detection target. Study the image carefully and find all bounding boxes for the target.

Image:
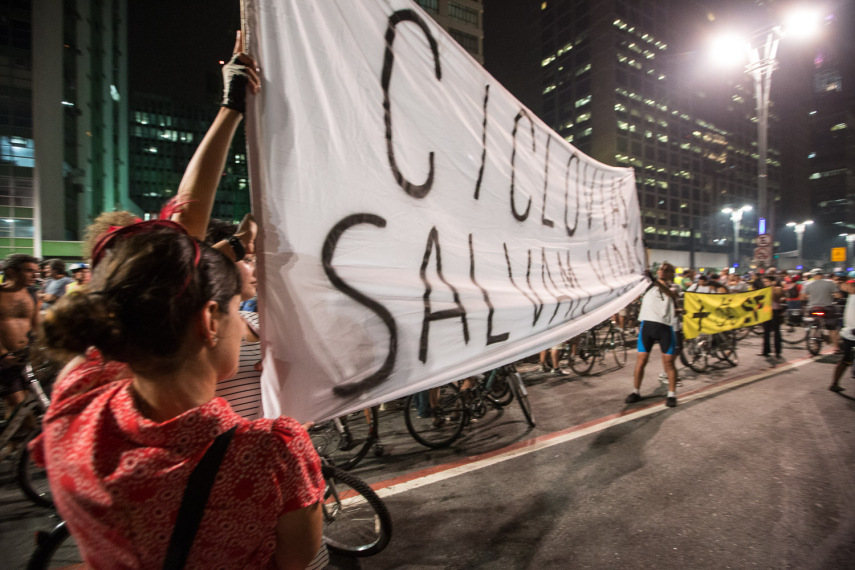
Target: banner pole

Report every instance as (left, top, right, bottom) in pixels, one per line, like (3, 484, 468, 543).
(240, 0, 249, 54)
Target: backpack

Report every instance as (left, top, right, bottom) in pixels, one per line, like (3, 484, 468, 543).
(785, 283, 799, 300)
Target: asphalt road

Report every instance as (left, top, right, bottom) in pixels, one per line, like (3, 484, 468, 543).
(2, 332, 854, 569)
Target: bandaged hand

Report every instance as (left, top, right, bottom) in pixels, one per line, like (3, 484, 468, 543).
(221, 31, 260, 114)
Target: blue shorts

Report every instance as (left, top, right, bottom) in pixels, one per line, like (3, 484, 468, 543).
(637, 321, 677, 355)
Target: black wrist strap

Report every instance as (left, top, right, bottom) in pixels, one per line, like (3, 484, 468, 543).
(163, 425, 237, 570)
(227, 236, 246, 262)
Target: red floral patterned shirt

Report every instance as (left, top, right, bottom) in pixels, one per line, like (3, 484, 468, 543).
(30, 349, 324, 569)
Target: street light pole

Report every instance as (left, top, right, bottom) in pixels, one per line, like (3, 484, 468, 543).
(713, 15, 822, 266)
(723, 205, 752, 268)
(745, 30, 780, 257)
(787, 220, 813, 268)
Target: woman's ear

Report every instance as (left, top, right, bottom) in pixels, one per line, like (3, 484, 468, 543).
(198, 300, 221, 347)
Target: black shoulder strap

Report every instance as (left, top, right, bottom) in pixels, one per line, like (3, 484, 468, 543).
(163, 425, 238, 570)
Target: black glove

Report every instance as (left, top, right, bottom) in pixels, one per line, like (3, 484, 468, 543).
(221, 54, 251, 114)
(644, 269, 655, 282)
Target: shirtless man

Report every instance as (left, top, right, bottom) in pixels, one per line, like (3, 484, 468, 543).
(0, 254, 39, 411)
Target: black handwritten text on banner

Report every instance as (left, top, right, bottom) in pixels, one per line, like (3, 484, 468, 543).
(243, 0, 646, 422)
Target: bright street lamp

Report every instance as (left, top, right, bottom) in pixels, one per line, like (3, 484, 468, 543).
(787, 220, 813, 268)
(711, 11, 822, 265)
(723, 205, 752, 267)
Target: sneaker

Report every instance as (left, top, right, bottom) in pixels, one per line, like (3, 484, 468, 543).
(829, 384, 844, 392)
(552, 368, 567, 376)
(540, 363, 549, 373)
(665, 396, 677, 407)
(625, 392, 641, 404)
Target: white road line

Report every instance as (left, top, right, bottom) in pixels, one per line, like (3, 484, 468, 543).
(374, 356, 816, 499)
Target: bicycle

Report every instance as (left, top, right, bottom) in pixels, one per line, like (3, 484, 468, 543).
(403, 363, 535, 449)
(28, 461, 393, 568)
(319, 460, 393, 557)
(622, 298, 641, 335)
(780, 307, 806, 345)
(679, 330, 739, 373)
(804, 306, 830, 356)
(1, 352, 56, 509)
(309, 406, 383, 471)
(565, 320, 628, 376)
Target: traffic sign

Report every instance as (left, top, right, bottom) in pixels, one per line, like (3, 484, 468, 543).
(756, 234, 772, 247)
(754, 246, 772, 261)
(831, 247, 846, 262)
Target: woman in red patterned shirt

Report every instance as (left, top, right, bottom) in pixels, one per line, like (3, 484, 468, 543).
(32, 225, 325, 569)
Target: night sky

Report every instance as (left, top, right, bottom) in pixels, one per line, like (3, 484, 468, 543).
(128, 0, 530, 106)
(127, 0, 242, 104)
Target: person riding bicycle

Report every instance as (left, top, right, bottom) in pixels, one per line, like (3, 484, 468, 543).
(626, 263, 680, 408)
(0, 254, 39, 414)
(801, 268, 841, 353)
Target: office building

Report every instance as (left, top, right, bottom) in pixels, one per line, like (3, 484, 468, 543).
(129, 94, 249, 224)
(1, 0, 132, 259)
(809, 6, 855, 231)
(533, 0, 787, 268)
(416, 0, 484, 64)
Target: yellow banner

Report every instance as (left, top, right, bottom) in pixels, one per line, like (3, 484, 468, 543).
(683, 287, 772, 339)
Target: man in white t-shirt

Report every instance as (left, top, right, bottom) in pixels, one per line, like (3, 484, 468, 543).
(626, 262, 680, 408)
(830, 280, 855, 391)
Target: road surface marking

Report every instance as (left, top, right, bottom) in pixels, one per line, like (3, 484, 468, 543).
(372, 353, 818, 498)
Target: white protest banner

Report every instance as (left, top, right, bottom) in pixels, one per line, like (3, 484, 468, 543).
(242, 0, 647, 422)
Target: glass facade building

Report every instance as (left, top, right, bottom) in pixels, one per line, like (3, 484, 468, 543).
(128, 95, 249, 224)
(537, 0, 782, 263)
(415, 0, 484, 64)
(1, 0, 132, 258)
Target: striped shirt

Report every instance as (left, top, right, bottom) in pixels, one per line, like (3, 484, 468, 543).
(215, 311, 262, 420)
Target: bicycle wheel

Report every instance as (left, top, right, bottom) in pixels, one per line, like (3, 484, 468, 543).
(321, 464, 392, 557)
(27, 521, 84, 570)
(806, 324, 823, 356)
(404, 383, 466, 448)
(17, 428, 53, 508)
(780, 317, 804, 345)
(715, 331, 739, 366)
(309, 407, 379, 471)
(680, 336, 709, 373)
(733, 326, 751, 340)
(509, 366, 535, 427)
(610, 329, 628, 368)
(484, 369, 514, 407)
(568, 331, 596, 375)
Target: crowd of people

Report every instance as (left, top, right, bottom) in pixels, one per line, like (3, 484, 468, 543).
(2, 28, 853, 570)
(0, 34, 330, 569)
(623, 262, 855, 407)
